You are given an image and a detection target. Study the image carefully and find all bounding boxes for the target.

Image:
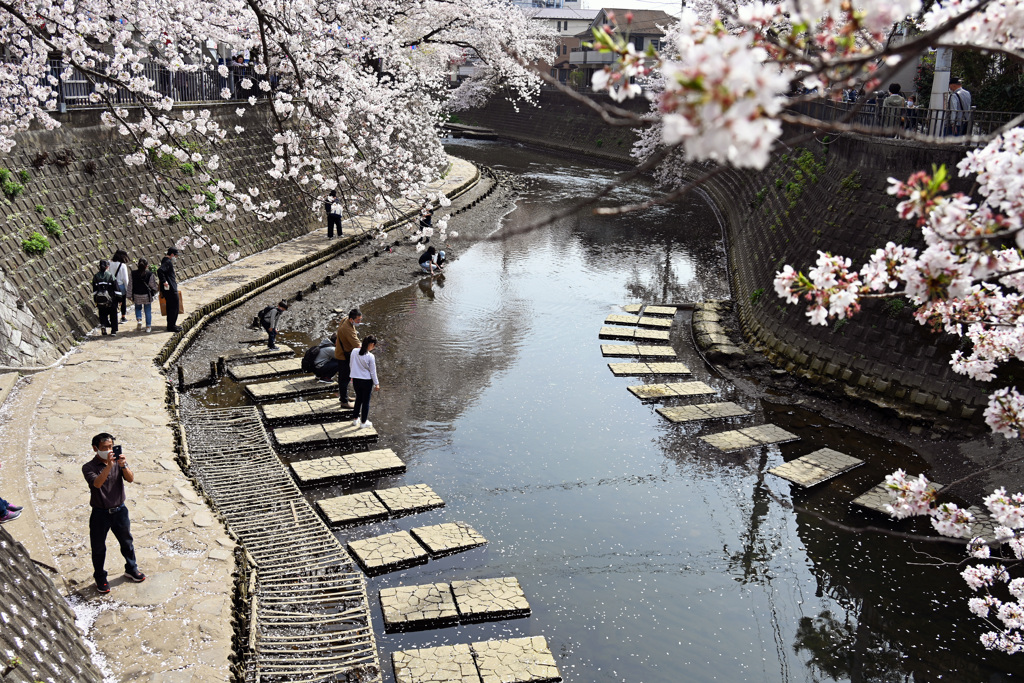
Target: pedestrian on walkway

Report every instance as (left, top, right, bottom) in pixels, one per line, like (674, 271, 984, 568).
(314, 334, 339, 382)
(0, 462, 23, 523)
(107, 249, 131, 324)
(335, 308, 361, 408)
(261, 301, 288, 350)
(129, 258, 159, 333)
(947, 77, 973, 136)
(82, 433, 146, 594)
(92, 259, 120, 336)
(158, 246, 181, 332)
(350, 335, 380, 430)
(325, 190, 342, 239)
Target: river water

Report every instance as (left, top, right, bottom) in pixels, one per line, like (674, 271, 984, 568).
(194, 141, 1023, 682)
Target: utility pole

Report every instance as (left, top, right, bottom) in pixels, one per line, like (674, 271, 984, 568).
(929, 46, 951, 110)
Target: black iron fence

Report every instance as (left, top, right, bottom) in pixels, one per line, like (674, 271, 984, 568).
(791, 99, 1020, 140)
(44, 59, 272, 110)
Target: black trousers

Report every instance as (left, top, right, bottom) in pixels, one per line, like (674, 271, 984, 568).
(98, 304, 119, 333)
(338, 351, 351, 403)
(164, 292, 180, 330)
(89, 505, 138, 583)
(352, 378, 373, 423)
(327, 214, 342, 238)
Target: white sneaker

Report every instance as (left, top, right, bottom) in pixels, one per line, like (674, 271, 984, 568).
(361, 420, 373, 430)
(136, 321, 144, 331)
(352, 418, 361, 428)
(146, 327, 152, 333)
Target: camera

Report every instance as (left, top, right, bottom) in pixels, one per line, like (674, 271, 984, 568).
(112, 445, 122, 457)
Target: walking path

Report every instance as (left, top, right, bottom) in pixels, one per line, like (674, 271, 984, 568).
(0, 157, 479, 682)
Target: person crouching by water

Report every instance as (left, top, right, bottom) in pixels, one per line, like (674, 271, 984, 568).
(350, 335, 380, 430)
(419, 246, 444, 275)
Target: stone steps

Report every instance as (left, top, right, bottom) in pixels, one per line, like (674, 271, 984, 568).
(700, 423, 799, 451)
(228, 356, 304, 380)
(274, 419, 378, 449)
(768, 448, 862, 486)
(261, 397, 353, 426)
(245, 376, 337, 401)
(380, 576, 530, 632)
(599, 326, 671, 342)
(627, 381, 715, 400)
(392, 636, 561, 683)
(223, 341, 295, 363)
(657, 401, 751, 423)
(347, 522, 487, 576)
(317, 484, 445, 526)
(600, 344, 677, 358)
(290, 448, 405, 485)
(608, 361, 691, 376)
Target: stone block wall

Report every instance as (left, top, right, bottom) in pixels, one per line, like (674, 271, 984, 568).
(0, 527, 102, 682)
(0, 103, 317, 366)
(465, 90, 994, 417)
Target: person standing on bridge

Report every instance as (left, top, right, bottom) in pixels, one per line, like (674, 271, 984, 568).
(350, 335, 380, 430)
(335, 308, 362, 408)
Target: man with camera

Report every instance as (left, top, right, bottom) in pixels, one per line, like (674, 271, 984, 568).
(82, 433, 146, 594)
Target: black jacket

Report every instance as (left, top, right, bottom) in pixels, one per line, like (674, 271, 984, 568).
(157, 256, 178, 294)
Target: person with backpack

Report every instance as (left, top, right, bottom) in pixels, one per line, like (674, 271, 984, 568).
(92, 259, 120, 336)
(350, 335, 380, 430)
(128, 258, 159, 333)
(157, 246, 181, 332)
(107, 249, 131, 324)
(302, 335, 339, 383)
(262, 301, 288, 350)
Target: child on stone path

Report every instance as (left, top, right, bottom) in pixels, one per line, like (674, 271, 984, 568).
(350, 335, 380, 430)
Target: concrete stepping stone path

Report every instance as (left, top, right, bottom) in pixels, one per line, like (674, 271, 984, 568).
(290, 448, 406, 485)
(700, 423, 799, 451)
(852, 479, 943, 514)
(245, 376, 334, 401)
(274, 420, 378, 449)
(379, 577, 530, 632)
(412, 521, 488, 557)
(318, 484, 445, 525)
(637, 316, 673, 329)
(604, 314, 640, 326)
(599, 327, 671, 343)
(261, 397, 353, 426)
(600, 344, 677, 358)
(224, 342, 295, 362)
(227, 357, 304, 380)
(658, 401, 751, 423)
(392, 636, 561, 683)
(627, 381, 715, 400)
(643, 305, 678, 317)
(623, 304, 643, 313)
(608, 362, 692, 376)
(349, 522, 487, 575)
(769, 448, 862, 486)
(965, 506, 1004, 545)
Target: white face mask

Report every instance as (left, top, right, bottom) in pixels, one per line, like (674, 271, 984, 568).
(97, 450, 111, 459)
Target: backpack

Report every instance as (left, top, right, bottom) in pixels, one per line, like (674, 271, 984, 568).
(93, 289, 113, 307)
(301, 344, 321, 373)
(250, 305, 275, 330)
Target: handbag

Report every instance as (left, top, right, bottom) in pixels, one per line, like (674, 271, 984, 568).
(159, 291, 185, 316)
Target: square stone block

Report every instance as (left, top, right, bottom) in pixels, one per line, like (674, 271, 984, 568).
(608, 363, 651, 376)
(393, 643, 480, 683)
(768, 459, 831, 487)
(598, 326, 634, 340)
(800, 448, 862, 471)
(604, 314, 640, 326)
(738, 424, 800, 445)
(665, 381, 715, 397)
(323, 420, 377, 442)
(380, 582, 459, 632)
(700, 430, 760, 451)
(348, 530, 429, 575)
(637, 316, 673, 329)
(627, 383, 676, 399)
(644, 305, 678, 317)
(601, 344, 639, 357)
(633, 328, 670, 342)
(852, 479, 943, 514)
(411, 522, 488, 558)
(637, 345, 676, 358)
(261, 400, 311, 423)
(622, 304, 643, 313)
(276, 423, 329, 447)
(346, 449, 406, 478)
(375, 484, 445, 516)
(317, 491, 388, 526)
(472, 636, 561, 683)
(658, 402, 749, 423)
(451, 577, 531, 623)
(645, 362, 691, 374)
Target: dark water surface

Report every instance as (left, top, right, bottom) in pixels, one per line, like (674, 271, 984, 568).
(195, 141, 1022, 681)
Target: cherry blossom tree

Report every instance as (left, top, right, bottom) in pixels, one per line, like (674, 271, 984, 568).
(0, 0, 553, 258)
(572, 0, 1024, 656)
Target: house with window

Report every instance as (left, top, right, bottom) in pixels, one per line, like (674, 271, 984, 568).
(522, 7, 599, 84)
(569, 8, 674, 89)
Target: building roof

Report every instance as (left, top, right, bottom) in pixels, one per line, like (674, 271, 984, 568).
(523, 7, 600, 20)
(576, 8, 675, 36)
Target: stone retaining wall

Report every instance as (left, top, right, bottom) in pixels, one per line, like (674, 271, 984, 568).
(0, 103, 316, 366)
(465, 91, 994, 419)
(0, 527, 102, 682)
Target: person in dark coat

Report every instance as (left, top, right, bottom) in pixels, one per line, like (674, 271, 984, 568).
(157, 246, 181, 332)
(325, 190, 342, 239)
(92, 259, 120, 336)
(261, 301, 288, 350)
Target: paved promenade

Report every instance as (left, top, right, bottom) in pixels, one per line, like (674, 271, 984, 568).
(1, 158, 478, 682)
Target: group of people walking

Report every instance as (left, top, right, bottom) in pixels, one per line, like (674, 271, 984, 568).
(92, 246, 182, 335)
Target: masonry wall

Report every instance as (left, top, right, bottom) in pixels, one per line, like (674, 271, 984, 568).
(0, 104, 317, 366)
(466, 91, 993, 418)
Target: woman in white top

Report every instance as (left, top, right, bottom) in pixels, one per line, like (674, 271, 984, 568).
(350, 335, 380, 429)
(106, 249, 130, 323)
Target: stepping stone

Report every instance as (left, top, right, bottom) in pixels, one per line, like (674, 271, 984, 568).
(245, 376, 333, 401)
(316, 491, 389, 525)
(605, 314, 640, 326)
(638, 316, 673, 329)
(644, 305, 678, 317)
(473, 636, 561, 683)
(633, 328, 670, 342)
(290, 448, 406, 485)
(348, 530, 429, 575)
(700, 423, 798, 451)
(623, 304, 643, 313)
(227, 357, 304, 381)
(646, 362, 691, 374)
(638, 345, 676, 358)
(411, 522, 488, 557)
(380, 582, 459, 632)
(852, 479, 943, 514)
(966, 506, 1004, 545)
(274, 420, 377, 449)
(601, 344, 639, 357)
(392, 643, 479, 683)
(627, 381, 715, 400)
(769, 448, 863, 487)
(261, 397, 352, 426)
(608, 362, 692, 376)
(599, 326, 637, 340)
(452, 577, 531, 623)
(658, 401, 750, 423)
(225, 342, 294, 362)
(375, 484, 445, 516)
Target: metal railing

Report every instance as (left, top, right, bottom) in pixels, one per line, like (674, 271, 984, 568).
(43, 59, 273, 110)
(792, 99, 1020, 140)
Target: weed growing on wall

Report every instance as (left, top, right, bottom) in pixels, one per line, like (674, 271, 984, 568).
(42, 217, 62, 237)
(22, 232, 50, 255)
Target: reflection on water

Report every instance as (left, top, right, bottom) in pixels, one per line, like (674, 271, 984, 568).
(193, 141, 1023, 682)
